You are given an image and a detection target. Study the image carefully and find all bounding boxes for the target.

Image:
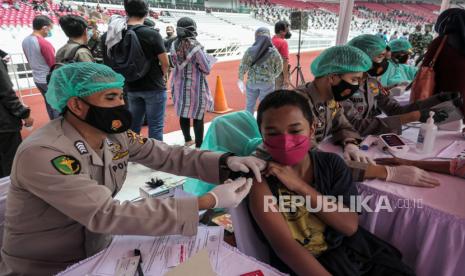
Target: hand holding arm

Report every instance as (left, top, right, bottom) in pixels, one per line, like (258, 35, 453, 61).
(265, 162, 358, 236)
(226, 156, 266, 183)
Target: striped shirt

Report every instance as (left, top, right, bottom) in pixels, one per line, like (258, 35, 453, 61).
(170, 44, 214, 120)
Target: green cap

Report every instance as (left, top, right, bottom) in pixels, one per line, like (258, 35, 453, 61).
(311, 45, 372, 78)
(46, 62, 125, 112)
(347, 34, 387, 59)
(388, 39, 413, 53)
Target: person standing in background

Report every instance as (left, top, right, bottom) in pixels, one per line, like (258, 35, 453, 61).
(238, 27, 282, 114)
(22, 15, 59, 119)
(170, 17, 214, 148)
(102, 0, 170, 141)
(422, 24, 434, 52)
(409, 25, 424, 59)
(376, 28, 384, 39)
(56, 15, 95, 63)
(0, 52, 34, 177)
(164, 25, 177, 51)
(164, 24, 177, 101)
(382, 31, 389, 43)
(87, 19, 103, 63)
(390, 31, 398, 41)
(272, 20, 291, 89)
(400, 32, 409, 41)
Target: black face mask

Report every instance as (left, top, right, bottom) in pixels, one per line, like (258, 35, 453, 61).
(331, 79, 360, 101)
(395, 54, 409, 64)
(367, 58, 389, 77)
(284, 31, 292, 39)
(76, 99, 133, 134)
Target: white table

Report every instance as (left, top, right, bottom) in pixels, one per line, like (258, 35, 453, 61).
(319, 127, 465, 276)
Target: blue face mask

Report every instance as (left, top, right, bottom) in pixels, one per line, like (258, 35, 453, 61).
(87, 30, 93, 41)
(46, 29, 53, 37)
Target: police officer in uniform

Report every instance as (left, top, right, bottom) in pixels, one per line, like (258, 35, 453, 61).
(295, 45, 374, 164)
(0, 63, 266, 275)
(342, 34, 456, 137)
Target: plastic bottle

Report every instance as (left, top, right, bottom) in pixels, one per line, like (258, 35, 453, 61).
(360, 135, 378, 151)
(416, 111, 437, 154)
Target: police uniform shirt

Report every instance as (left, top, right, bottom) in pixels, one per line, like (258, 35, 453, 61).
(295, 82, 361, 145)
(341, 76, 441, 137)
(0, 118, 224, 275)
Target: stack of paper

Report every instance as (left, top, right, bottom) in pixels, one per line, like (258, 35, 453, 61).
(91, 226, 224, 276)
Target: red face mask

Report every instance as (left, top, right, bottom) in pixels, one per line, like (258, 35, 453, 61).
(264, 134, 311, 166)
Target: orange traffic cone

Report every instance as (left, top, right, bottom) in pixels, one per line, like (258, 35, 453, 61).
(212, 75, 233, 114)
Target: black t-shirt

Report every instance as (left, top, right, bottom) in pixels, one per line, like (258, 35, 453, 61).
(127, 25, 166, 92)
(266, 150, 359, 250)
(102, 25, 166, 92)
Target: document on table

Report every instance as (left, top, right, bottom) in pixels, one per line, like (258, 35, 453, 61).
(437, 140, 465, 159)
(91, 226, 224, 276)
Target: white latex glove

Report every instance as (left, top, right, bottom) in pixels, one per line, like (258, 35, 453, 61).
(237, 79, 245, 94)
(385, 165, 440, 188)
(208, 177, 253, 208)
(227, 156, 266, 182)
(343, 143, 376, 164)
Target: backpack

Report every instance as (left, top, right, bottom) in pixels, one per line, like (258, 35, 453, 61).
(46, 44, 89, 84)
(105, 25, 151, 82)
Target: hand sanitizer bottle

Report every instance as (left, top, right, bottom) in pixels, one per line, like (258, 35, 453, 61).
(417, 111, 437, 154)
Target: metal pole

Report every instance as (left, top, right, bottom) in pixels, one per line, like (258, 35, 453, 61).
(296, 24, 302, 87)
(335, 0, 354, 45)
(440, 0, 451, 13)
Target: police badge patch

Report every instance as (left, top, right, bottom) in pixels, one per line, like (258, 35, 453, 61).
(51, 155, 81, 175)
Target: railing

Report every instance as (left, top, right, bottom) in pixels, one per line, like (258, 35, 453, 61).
(212, 38, 333, 61)
(6, 53, 39, 102)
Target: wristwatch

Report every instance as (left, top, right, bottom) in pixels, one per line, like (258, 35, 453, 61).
(218, 152, 235, 182)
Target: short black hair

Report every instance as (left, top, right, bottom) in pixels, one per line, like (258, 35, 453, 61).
(274, 20, 289, 34)
(257, 90, 314, 130)
(59, 15, 88, 38)
(124, 0, 148, 18)
(32, 15, 53, 30)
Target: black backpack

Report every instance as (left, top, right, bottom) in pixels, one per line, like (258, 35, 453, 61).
(46, 44, 90, 84)
(105, 25, 151, 82)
